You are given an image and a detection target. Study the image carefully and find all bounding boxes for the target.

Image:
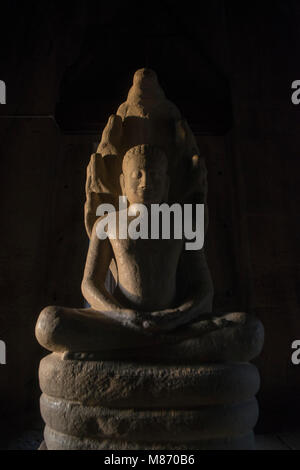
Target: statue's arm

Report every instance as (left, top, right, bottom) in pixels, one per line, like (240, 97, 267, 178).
(179, 247, 214, 310)
(144, 249, 214, 331)
(81, 221, 136, 325)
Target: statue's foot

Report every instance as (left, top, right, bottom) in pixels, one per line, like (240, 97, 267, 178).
(149, 311, 264, 363)
(35, 305, 162, 353)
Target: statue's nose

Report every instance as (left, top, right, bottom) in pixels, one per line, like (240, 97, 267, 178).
(140, 172, 147, 187)
(139, 172, 152, 188)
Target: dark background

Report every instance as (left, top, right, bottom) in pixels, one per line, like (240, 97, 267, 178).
(0, 0, 300, 442)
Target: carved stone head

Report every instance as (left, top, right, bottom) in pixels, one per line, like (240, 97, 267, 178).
(120, 144, 169, 205)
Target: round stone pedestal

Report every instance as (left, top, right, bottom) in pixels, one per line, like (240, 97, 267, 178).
(39, 353, 260, 450)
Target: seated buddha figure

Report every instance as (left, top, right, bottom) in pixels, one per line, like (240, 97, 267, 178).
(36, 144, 263, 362)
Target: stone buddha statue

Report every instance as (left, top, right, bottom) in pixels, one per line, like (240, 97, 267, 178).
(36, 69, 264, 450)
(36, 142, 261, 363)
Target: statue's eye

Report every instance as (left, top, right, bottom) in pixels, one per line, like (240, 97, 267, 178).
(131, 171, 142, 179)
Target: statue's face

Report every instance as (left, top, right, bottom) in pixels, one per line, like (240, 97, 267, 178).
(121, 153, 168, 205)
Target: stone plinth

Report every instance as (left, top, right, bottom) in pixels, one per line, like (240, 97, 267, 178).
(39, 353, 260, 450)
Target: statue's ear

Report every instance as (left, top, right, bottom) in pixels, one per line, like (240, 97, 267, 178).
(119, 173, 125, 195)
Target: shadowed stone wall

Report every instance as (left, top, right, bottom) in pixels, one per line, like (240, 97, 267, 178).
(0, 1, 300, 436)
